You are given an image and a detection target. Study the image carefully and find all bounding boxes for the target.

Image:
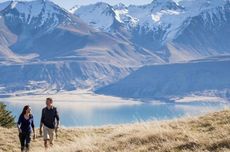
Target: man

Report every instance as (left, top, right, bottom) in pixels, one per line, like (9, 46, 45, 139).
(40, 98, 60, 148)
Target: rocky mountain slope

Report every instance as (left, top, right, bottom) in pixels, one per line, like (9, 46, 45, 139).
(0, 0, 162, 95)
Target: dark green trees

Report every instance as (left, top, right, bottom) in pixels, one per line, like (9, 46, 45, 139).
(0, 103, 15, 128)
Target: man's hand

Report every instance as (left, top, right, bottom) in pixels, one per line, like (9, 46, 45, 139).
(55, 125, 59, 139)
(39, 128, 42, 136)
(33, 133, 36, 140)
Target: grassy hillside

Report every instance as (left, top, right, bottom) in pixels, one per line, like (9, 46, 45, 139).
(0, 110, 230, 152)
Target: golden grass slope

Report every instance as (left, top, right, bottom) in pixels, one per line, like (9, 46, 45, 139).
(0, 110, 230, 152)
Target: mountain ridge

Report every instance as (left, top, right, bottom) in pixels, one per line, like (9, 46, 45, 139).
(0, 0, 229, 96)
(72, 0, 230, 62)
(96, 57, 230, 100)
(0, 0, 163, 95)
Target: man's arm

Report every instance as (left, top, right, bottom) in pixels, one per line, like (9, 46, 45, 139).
(54, 108, 60, 139)
(55, 108, 60, 128)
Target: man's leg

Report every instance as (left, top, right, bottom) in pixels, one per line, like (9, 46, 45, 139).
(48, 128, 55, 146)
(43, 126, 49, 148)
(44, 140, 48, 148)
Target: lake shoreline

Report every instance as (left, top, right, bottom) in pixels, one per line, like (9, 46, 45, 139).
(1, 93, 229, 127)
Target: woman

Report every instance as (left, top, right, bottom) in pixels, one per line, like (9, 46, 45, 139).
(17, 105, 36, 152)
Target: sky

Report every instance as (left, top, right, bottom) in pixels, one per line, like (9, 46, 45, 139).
(0, 0, 154, 9)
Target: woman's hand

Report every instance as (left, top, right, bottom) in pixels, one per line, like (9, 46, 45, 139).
(17, 124, 22, 133)
(18, 128, 22, 133)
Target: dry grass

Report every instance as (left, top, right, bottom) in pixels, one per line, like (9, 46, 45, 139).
(0, 110, 230, 152)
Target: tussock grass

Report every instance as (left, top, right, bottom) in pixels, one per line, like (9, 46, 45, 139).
(0, 110, 230, 152)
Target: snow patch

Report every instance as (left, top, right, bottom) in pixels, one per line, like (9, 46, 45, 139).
(74, 2, 115, 31)
(69, 5, 79, 14)
(173, 96, 228, 103)
(151, 14, 161, 22)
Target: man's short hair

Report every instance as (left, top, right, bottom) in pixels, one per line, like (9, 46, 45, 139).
(46, 97, 53, 102)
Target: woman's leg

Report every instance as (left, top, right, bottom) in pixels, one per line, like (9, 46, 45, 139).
(19, 132, 26, 152)
(25, 132, 31, 152)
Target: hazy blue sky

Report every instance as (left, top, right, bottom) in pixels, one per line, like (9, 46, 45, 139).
(0, 0, 154, 9)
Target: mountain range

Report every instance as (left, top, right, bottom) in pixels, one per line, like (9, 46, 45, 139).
(0, 0, 229, 99)
(73, 0, 230, 62)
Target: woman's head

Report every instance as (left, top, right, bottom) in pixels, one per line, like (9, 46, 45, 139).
(21, 105, 32, 116)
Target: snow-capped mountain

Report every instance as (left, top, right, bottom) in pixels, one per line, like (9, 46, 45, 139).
(0, 0, 163, 95)
(2, 0, 74, 30)
(73, 2, 116, 31)
(72, 0, 230, 62)
(0, 1, 11, 11)
(174, 0, 230, 57)
(0, 0, 230, 96)
(72, 0, 229, 38)
(0, 0, 89, 61)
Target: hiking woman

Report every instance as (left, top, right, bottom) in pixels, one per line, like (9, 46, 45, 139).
(17, 105, 36, 152)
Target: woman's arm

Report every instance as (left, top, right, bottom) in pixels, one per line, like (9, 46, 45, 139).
(17, 115, 22, 133)
(31, 117, 35, 132)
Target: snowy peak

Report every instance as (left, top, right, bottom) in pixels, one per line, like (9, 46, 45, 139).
(113, 3, 127, 10)
(1, 0, 72, 27)
(73, 2, 116, 31)
(149, 0, 183, 10)
(8, 0, 59, 15)
(113, 5, 138, 28)
(0, 1, 11, 11)
(71, 0, 185, 32)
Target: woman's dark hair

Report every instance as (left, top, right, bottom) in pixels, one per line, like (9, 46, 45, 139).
(20, 105, 30, 116)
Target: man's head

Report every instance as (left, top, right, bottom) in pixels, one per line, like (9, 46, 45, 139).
(46, 98, 53, 107)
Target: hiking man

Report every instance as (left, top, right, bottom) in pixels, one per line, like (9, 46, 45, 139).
(40, 98, 60, 148)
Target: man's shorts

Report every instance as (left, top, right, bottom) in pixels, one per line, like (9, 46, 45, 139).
(43, 125, 55, 143)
